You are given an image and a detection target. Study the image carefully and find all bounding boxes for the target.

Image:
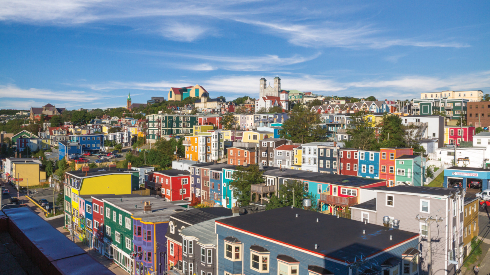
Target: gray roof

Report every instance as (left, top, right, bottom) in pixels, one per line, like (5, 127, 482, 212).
(474, 132, 490, 137)
(103, 196, 185, 223)
(351, 198, 376, 211)
(181, 217, 228, 246)
(369, 186, 454, 196)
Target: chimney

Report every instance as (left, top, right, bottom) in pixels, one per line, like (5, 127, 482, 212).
(128, 162, 132, 170)
(144, 201, 151, 213)
(232, 204, 240, 216)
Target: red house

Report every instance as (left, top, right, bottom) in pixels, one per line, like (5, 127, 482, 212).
(339, 149, 359, 176)
(445, 126, 475, 146)
(91, 196, 105, 255)
(198, 115, 223, 129)
(151, 170, 191, 201)
(379, 148, 413, 186)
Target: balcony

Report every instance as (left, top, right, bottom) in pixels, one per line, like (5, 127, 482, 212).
(251, 184, 275, 194)
(444, 105, 453, 109)
(319, 193, 357, 207)
(183, 140, 191, 146)
(407, 122, 428, 127)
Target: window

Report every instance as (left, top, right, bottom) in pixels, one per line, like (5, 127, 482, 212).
(225, 242, 241, 261)
(390, 153, 394, 160)
(106, 225, 111, 236)
(262, 152, 267, 157)
(106, 208, 110, 218)
(86, 205, 92, 214)
(278, 261, 299, 275)
(354, 152, 358, 159)
(346, 163, 350, 170)
(369, 165, 374, 174)
(421, 200, 430, 213)
(115, 231, 121, 243)
(86, 218, 92, 229)
(188, 240, 193, 254)
(170, 243, 174, 256)
(420, 222, 428, 237)
(381, 166, 386, 173)
(362, 165, 366, 173)
(207, 249, 212, 264)
(125, 217, 131, 230)
(125, 237, 131, 250)
(147, 252, 152, 263)
(94, 204, 99, 213)
(201, 248, 206, 262)
(119, 214, 122, 225)
(386, 195, 394, 206)
(183, 239, 188, 254)
(251, 251, 269, 272)
(362, 212, 369, 223)
(382, 152, 386, 159)
(389, 166, 394, 174)
(182, 178, 188, 185)
(113, 211, 116, 222)
(397, 169, 405, 176)
(360, 153, 364, 160)
(340, 188, 357, 196)
(370, 153, 374, 161)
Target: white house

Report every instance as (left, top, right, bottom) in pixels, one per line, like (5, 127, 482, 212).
(436, 147, 487, 168)
(401, 115, 445, 148)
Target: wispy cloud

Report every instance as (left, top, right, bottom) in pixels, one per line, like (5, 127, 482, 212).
(235, 19, 469, 49)
(160, 23, 211, 42)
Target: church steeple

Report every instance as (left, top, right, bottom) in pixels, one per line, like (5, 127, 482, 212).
(127, 92, 132, 110)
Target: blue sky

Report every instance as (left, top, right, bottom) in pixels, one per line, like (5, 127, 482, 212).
(0, 0, 489, 110)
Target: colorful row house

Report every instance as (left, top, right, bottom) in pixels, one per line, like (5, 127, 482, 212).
(444, 126, 475, 146)
(147, 170, 191, 202)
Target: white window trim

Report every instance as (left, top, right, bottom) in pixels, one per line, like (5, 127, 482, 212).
(386, 194, 395, 207)
(250, 251, 269, 273)
(420, 199, 430, 213)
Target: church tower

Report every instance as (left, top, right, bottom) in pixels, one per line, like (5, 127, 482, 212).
(127, 92, 131, 110)
(274, 77, 281, 96)
(260, 78, 267, 98)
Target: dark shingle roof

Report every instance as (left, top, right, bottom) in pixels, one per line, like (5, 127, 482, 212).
(351, 199, 377, 211)
(369, 185, 453, 196)
(217, 207, 418, 263)
(154, 169, 190, 177)
(172, 208, 230, 225)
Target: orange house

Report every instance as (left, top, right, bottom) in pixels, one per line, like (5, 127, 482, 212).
(184, 136, 199, 161)
(379, 148, 414, 186)
(227, 147, 256, 166)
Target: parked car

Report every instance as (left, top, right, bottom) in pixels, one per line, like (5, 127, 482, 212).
(83, 152, 92, 156)
(468, 180, 481, 189)
(75, 158, 89, 163)
(107, 152, 114, 157)
(95, 159, 106, 163)
(112, 150, 119, 154)
(476, 189, 490, 201)
(45, 152, 51, 156)
(9, 197, 19, 204)
(39, 199, 49, 207)
(114, 154, 122, 158)
(2, 188, 9, 194)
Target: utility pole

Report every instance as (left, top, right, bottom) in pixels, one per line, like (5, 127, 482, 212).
(53, 185, 56, 215)
(416, 214, 443, 275)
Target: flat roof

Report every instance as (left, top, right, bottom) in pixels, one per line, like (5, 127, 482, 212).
(351, 198, 376, 211)
(153, 169, 190, 177)
(171, 208, 232, 224)
(369, 185, 453, 196)
(263, 169, 384, 187)
(396, 155, 419, 159)
(66, 168, 135, 178)
(103, 197, 185, 223)
(446, 166, 489, 172)
(217, 207, 418, 263)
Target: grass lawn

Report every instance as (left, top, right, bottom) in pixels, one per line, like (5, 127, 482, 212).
(427, 170, 444, 187)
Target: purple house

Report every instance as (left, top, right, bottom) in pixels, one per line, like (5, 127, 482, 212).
(132, 201, 185, 275)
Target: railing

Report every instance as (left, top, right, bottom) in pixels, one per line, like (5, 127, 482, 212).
(319, 194, 358, 207)
(407, 122, 428, 127)
(182, 140, 191, 146)
(251, 184, 275, 194)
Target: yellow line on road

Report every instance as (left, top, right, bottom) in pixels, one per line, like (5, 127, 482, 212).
(25, 196, 49, 213)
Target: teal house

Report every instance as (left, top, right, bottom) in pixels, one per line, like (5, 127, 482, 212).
(222, 167, 237, 209)
(394, 155, 425, 186)
(413, 98, 468, 119)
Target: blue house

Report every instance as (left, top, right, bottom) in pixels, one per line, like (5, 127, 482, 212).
(210, 166, 224, 206)
(58, 141, 82, 160)
(358, 150, 380, 178)
(69, 134, 104, 152)
(444, 166, 490, 190)
(318, 145, 339, 174)
(216, 207, 420, 275)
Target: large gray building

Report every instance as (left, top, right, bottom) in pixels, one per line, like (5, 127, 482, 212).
(351, 186, 465, 275)
(402, 115, 445, 148)
(258, 138, 289, 167)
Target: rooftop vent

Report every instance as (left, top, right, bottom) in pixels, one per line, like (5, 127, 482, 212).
(144, 201, 151, 213)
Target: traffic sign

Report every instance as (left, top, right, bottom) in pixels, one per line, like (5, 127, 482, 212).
(13, 178, 23, 181)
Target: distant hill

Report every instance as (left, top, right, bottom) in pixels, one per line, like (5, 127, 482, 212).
(0, 110, 28, 115)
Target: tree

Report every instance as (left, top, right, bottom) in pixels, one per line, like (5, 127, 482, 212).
(89, 163, 97, 169)
(279, 105, 328, 143)
(476, 127, 484, 134)
(366, 96, 376, 101)
(378, 114, 407, 148)
(234, 106, 248, 114)
(132, 136, 145, 149)
(307, 99, 323, 107)
(268, 106, 284, 113)
(108, 127, 121, 133)
(233, 96, 250, 105)
(222, 113, 237, 130)
(483, 94, 490, 101)
(344, 111, 378, 150)
(217, 96, 226, 102)
(114, 144, 123, 151)
(266, 180, 317, 210)
(229, 165, 264, 207)
(50, 115, 64, 127)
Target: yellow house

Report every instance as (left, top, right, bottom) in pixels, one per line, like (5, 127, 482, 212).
(421, 90, 483, 102)
(193, 125, 214, 135)
(65, 170, 135, 196)
(184, 136, 199, 161)
(12, 162, 46, 187)
(364, 114, 384, 127)
(102, 125, 111, 134)
(463, 198, 479, 258)
(292, 146, 302, 170)
(220, 130, 232, 141)
(242, 131, 272, 143)
(168, 84, 208, 102)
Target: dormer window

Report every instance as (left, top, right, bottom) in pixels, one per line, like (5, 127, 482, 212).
(224, 237, 241, 261)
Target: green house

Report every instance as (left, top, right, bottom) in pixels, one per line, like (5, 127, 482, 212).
(395, 155, 425, 186)
(413, 98, 468, 119)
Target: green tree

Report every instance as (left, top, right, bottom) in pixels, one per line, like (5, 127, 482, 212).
(233, 96, 250, 105)
(476, 127, 484, 134)
(268, 106, 284, 113)
(279, 105, 328, 143)
(229, 165, 264, 207)
(55, 158, 68, 181)
(365, 96, 376, 101)
(344, 111, 377, 150)
(89, 163, 98, 169)
(71, 110, 90, 125)
(50, 115, 64, 127)
(132, 136, 146, 149)
(307, 99, 323, 107)
(378, 114, 407, 148)
(108, 127, 121, 133)
(114, 144, 123, 151)
(222, 113, 237, 130)
(483, 94, 490, 101)
(266, 180, 317, 210)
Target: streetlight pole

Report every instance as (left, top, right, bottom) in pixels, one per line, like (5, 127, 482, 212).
(416, 214, 443, 275)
